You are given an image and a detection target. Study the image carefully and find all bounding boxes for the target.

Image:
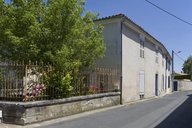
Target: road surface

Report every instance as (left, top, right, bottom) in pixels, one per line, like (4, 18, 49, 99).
(36, 91, 192, 128)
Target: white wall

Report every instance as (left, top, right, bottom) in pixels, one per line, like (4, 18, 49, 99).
(122, 24, 172, 103)
(95, 17, 172, 103)
(94, 20, 122, 90)
(178, 80, 192, 91)
(122, 25, 141, 102)
(96, 21, 121, 70)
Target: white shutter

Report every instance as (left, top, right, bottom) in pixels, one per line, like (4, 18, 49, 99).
(139, 71, 145, 95)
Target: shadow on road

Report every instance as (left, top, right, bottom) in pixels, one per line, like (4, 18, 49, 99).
(155, 94, 192, 128)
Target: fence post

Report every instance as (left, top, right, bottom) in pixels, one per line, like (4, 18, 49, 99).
(0, 109, 2, 123)
(22, 63, 28, 101)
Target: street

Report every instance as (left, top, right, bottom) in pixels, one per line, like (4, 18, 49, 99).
(36, 91, 192, 128)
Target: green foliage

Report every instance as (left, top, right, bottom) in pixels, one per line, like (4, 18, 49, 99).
(0, 0, 105, 97)
(45, 71, 74, 98)
(182, 56, 192, 75)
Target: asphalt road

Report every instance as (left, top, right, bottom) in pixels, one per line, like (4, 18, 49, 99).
(36, 91, 192, 128)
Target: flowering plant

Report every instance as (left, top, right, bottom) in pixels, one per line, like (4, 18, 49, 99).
(88, 85, 100, 94)
(32, 83, 45, 96)
(23, 83, 46, 101)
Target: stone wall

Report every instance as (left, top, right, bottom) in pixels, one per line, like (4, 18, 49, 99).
(0, 92, 120, 125)
(179, 80, 192, 91)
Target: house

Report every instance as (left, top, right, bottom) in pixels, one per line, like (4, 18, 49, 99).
(86, 14, 172, 103)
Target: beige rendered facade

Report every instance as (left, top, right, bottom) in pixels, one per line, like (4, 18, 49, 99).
(94, 14, 172, 103)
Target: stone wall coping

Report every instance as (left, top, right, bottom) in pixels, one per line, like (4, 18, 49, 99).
(180, 80, 192, 83)
(0, 92, 120, 108)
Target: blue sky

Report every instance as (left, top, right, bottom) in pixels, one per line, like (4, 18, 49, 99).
(85, 0, 192, 72)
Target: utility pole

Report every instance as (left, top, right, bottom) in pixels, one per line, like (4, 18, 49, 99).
(172, 50, 181, 75)
(172, 50, 174, 75)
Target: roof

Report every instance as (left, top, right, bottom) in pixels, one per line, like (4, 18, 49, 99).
(95, 14, 172, 59)
(174, 74, 192, 80)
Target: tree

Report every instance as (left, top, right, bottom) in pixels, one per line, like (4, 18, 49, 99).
(182, 56, 192, 75)
(0, 0, 105, 97)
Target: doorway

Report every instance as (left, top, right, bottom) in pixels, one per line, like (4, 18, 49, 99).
(155, 74, 158, 96)
(173, 81, 178, 91)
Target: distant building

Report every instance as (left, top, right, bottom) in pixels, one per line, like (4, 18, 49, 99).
(86, 14, 172, 103)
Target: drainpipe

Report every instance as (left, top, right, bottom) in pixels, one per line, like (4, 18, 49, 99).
(120, 17, 125, 105)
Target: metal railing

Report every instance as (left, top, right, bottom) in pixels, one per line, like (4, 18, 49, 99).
(0, 61, 45, 101)
(0, 61, 120, 102)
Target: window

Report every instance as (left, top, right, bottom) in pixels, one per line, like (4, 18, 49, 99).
(97, 74, 108, 92)
(166, 57, 168, 69)
(155, 47, 159, 63)
(167, 60, 171, 71)
(168, 76, 170, 88)
(83, 74, 90, 88)
(165, 75, 167, 91)
(162, 55, 164, 67)
(162, 74, 164, 91)
(139, 38, 145, 58)
(165, 57, 171, 71)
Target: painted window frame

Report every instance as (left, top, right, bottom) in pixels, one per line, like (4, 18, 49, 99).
(139, 35, 145, 58)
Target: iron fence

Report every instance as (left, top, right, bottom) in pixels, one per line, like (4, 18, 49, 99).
(0, 61, 46, 101)
(0, 61, 120, 102)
